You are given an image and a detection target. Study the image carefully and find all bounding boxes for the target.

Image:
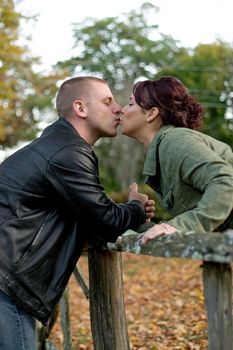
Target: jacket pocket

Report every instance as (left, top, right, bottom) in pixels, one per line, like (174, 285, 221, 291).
(15, 214, 50, 266)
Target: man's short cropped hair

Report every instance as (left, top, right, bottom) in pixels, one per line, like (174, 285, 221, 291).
(56, 76, 107, 119)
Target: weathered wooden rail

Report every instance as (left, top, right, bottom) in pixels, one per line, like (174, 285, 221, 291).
(88, 228, 233, 350)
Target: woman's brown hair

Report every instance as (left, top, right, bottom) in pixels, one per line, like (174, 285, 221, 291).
(133, 76, 204, 130)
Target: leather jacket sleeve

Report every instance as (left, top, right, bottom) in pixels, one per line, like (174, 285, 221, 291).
(45, 144, 146, 242)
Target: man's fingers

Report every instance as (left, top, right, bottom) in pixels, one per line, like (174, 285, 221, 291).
(145, 206, 155, 212)
(146, 213, 155, 220)
(145, 200, 155, 210)
(145, 199, 156, 219)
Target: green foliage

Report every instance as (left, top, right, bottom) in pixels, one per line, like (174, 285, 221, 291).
(158, 41, 233, 147)
(95, 135, 146, 192)
(0, 0, 67, 148)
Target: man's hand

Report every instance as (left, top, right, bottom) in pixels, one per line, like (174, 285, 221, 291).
(128, 183, 155, 220)
(144, 199, 156, 221)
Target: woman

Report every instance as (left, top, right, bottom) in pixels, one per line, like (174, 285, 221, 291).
(120, 76, 233, 244)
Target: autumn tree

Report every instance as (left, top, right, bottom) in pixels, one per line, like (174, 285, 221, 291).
(0, 0, 66, 149)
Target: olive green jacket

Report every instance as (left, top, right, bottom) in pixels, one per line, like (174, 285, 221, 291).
(143, 125, 233, 233)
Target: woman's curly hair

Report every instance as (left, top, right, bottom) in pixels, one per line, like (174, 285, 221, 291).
(133, 76, 204, 130)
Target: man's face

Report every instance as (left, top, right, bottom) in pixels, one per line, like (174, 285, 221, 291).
(84, 81, 121, 141)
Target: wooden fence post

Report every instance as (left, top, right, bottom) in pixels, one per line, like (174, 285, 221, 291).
(88, 248, 130, 350)
(202, 262, 233, 350)
(60, 288, 72, 350)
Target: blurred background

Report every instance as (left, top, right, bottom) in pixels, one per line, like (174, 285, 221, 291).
(1, 0, 232, 220)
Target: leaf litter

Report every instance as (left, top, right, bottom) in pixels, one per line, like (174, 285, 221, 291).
(48, 254, 223, 349)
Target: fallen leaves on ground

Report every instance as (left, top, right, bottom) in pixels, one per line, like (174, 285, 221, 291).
(49, 254, 209, 349)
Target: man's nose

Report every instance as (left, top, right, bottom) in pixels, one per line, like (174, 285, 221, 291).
(112, 103, 122, 114)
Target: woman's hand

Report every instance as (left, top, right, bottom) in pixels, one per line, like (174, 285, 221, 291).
(140, 222, 177, 244)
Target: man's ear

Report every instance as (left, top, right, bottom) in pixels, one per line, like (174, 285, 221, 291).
(73, 100, 88, 118)
(147, 107, 159, 122)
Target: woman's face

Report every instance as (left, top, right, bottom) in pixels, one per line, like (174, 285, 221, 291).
(120, 95, 147, 138)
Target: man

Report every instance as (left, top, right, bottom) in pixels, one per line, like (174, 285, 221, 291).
(0, 76, 154, 350)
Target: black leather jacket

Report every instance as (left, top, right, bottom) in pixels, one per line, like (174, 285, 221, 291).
(0, 118, 146, 325)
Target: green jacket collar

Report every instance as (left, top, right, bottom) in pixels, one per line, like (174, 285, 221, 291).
(143, 125, 175, 176)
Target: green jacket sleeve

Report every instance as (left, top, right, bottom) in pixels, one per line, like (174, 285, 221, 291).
(160, 131, 233, 233)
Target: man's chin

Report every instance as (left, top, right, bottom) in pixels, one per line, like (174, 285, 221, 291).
(104, 130, 118, 138)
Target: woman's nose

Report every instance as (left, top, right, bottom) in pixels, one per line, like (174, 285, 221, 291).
(120, 106, 126, 114)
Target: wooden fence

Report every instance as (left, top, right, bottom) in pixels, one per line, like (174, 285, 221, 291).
(40, 228, 233, 350)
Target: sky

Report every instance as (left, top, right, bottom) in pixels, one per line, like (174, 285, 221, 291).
(17, 0, 233, 71)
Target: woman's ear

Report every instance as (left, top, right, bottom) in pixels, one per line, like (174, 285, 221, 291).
(73, 100, 88, 118)
(147, 107, 159, 122)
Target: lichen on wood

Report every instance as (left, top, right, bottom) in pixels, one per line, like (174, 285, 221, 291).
(107, 229, 233, 263)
